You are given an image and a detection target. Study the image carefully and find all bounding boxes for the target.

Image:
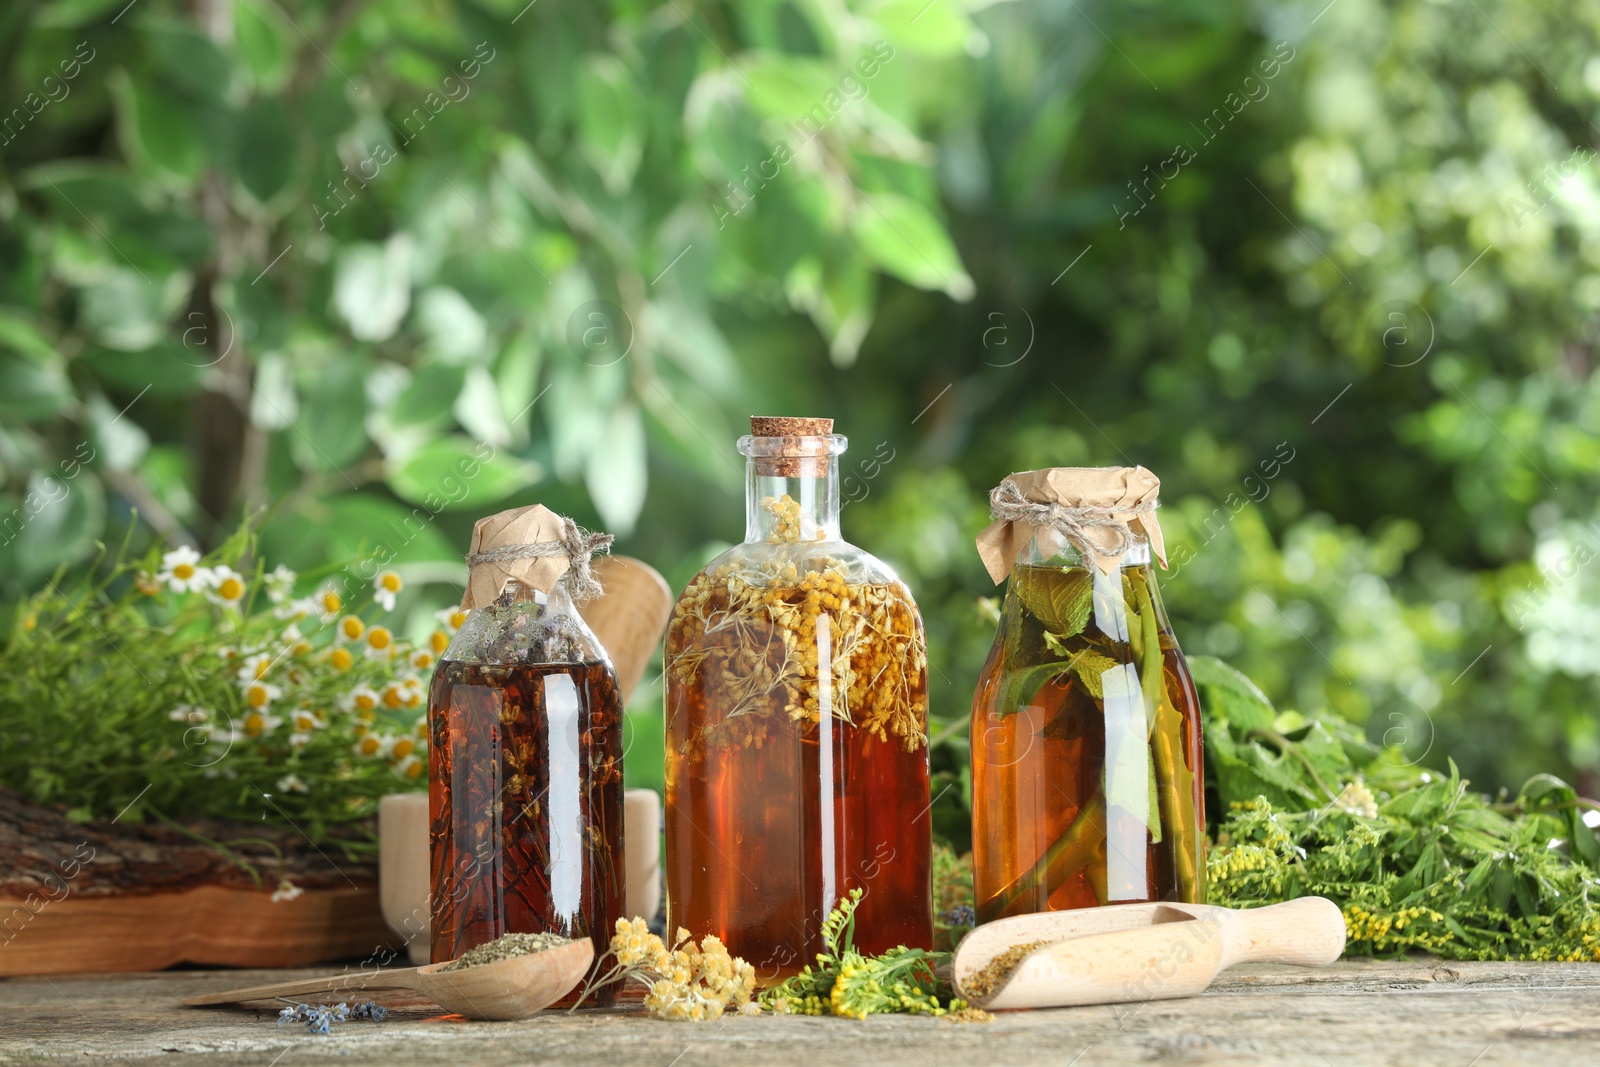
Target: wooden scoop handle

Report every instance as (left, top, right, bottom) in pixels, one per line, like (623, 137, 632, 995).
(183, 967, 422, 1006)
(1216, 896, 1347, 970)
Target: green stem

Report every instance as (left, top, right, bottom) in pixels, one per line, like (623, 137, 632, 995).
(982, 791, 1107, 921)
(1246, 728, 1340, 803)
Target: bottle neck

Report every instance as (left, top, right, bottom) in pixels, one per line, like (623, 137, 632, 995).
(746, 456, 841, 542)
(1016, 526, 1152, 569)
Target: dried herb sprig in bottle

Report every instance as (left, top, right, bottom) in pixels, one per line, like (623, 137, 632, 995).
(970, 468, 1205, 922)
(665, 417, 933, 983)
(429, 505, 625, 1006)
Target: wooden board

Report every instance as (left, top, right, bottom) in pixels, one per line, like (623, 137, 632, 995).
(0, 885, 398, 976)
(4, 958, 1599, 1065)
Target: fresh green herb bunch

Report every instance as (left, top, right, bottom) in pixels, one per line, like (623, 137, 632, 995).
(1194, 657, 1600, 962)
(0, 526, 459, 839)
(760, 889, 969, 1018)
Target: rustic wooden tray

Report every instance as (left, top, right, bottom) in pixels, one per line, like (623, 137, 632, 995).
(1, 788, 399, 976)
(0, 885, 397, 976)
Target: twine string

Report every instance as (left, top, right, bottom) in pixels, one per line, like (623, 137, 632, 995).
(987, 478, 1156, 562)
(465, 518, 614, 602)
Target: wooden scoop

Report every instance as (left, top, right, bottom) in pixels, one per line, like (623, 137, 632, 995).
(953, 897, 1345, 1011)
(580, 554, 673, 702)
(183, 939, 593, 1021)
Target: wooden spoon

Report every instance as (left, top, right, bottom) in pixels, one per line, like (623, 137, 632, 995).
(183, 938, 594, 1021)
(953, 897, 1345, 1011)
(580, 554, 673, 702)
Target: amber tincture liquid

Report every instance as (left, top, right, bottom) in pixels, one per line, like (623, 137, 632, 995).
(665, 538, 933, 983)
(971, 562, 1205, 922)
(429, 660, 624, 1005)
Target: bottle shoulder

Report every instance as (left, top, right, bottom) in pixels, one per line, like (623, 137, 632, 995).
(687, 539, 914, 593)
(443, 588, 613, 667)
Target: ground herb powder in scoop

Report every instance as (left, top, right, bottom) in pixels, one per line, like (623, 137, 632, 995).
(440, 932, 573, 971)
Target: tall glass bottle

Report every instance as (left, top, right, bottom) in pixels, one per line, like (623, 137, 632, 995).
(970, 468, 1204, 922)
(665, 417, 932, 982)
(429, 505, 625, 1005)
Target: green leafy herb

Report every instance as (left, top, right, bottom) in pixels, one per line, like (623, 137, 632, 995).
(1193, 657, 1600, 962)
(1013, 567, 1092, 640)
(760, 889, 972, 1018)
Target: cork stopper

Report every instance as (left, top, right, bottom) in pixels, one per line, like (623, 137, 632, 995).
(745, 416, 838, 476)
(751, 416, 833, 437)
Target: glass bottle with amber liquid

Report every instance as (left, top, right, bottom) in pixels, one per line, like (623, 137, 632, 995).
(970, 467, 1204, 923)
(665, 417, 932, 982)
(429, 505, 625, 1005)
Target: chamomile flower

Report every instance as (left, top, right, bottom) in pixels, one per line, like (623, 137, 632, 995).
(317, 587, 343, 618)
(328, 646, 355, 671)
(429, 630, 451, 655)
(208, 565, 248, 608)
(275, 596, 317, 622)
(436, 607, 469, 632)
(242, 711, 282, 738)
(277, 774, 308, 794)
(364, 625, 394, 658)
(264, 564, 297, 604)
(159, 546, 212, 594)
(241, 679, 283, 710)
(342, 685, 380, 714)
(393, 754, 424, 779)
(389, 736, 417, 761)
(238, 652, 276, 684)
(168, 704, 210, 724)
(289, 707, 323, 733)
(399, 676, 425, 708)
(135, 571, 162, 597)
(338, 616, 365, 642)
(271, 879, 304, 903)
(374, 570, 404, 611)
(409, 648, 436, 671)
(353, 734, 384, 758)
(381, 681, 406, 710)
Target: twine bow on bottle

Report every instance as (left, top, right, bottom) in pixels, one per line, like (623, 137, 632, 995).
(975, 466, 1167, 582)
(987, 478, 1156, 563)
(465, 517, 614, 603)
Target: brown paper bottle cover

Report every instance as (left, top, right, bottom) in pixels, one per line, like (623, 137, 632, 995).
(975, 466, 1167, 582)
(461, 504, 574, 610)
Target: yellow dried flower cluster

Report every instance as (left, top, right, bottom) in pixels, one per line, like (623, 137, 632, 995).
(602, 918, 756, 1022)
(762, 494, 824, 542)
(1343, 904, 1453, 953)
(666, 555, 928, 757)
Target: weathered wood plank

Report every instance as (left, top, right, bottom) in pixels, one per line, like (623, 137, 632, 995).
(2, 959, 1598, 1066)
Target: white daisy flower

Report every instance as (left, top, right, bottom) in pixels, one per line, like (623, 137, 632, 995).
(159, 546, 212, 594)
(208, 565, 247, 608)
(408, 648, 436, 672)
(436, 607, 470, 632)
(240, 679, 283, 711)
(364, 625, 395, 659)
(393, 754, 425, 780)
(275, 596, 318, 621)
(289, 707, 323, 733)
(374, 570, 403, 611)
(316, 587, 344, 619)
(276, 774, 308, 794)
(341, 685, 381, 714)
(264, 564, 297, 605)
(271, 879, 304, 903)
(352, 733, 384, 758)
(241, 710, 282, 738)
(237, 652, 276, 685)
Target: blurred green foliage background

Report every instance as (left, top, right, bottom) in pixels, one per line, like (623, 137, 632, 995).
(3, 0, 1599, 844)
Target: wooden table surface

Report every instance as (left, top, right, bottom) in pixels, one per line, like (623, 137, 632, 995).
(2, 958, 1598, 1066)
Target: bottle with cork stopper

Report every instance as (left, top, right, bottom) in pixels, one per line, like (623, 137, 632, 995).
(663, 417, 933, 983)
